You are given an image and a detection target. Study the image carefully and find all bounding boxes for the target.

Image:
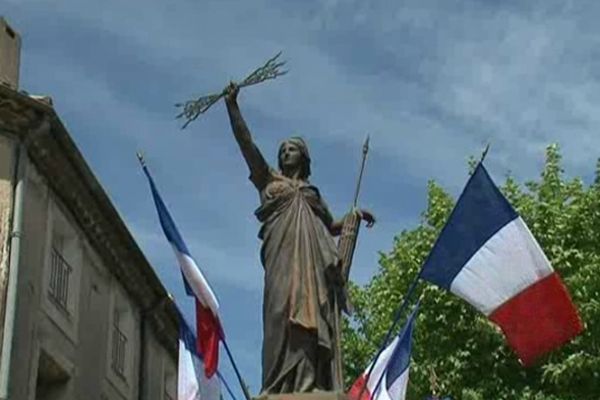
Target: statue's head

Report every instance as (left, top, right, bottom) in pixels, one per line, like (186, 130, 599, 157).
(278, 136, 311, 179)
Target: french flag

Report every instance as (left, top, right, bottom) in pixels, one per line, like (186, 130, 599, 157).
(349, 303, 419, 400)
(178, 315, 221, 400)
(142, 163, 223, 377)
(421, 163, 583, 366)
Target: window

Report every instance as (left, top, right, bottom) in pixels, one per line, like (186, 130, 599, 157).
(111, 309, 128, 379)
(107, 286, 138, 396)
(48, 235, 72, 315)
(42, 199, 82, 343)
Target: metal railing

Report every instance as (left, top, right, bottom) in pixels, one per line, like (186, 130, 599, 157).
(111, 322, 128, 379)
(49, 247, 72, 314)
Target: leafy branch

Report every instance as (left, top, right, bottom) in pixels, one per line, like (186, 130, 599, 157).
(175, 52, 288, 129)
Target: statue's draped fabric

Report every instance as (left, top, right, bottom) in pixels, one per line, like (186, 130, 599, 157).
(247, 144, 339, 393)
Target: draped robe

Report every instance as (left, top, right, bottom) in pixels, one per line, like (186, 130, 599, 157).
(246, 145, 340, 394)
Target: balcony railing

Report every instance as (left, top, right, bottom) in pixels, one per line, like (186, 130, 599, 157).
(111, 323, 128, 379)
(49, 247, 72, 314)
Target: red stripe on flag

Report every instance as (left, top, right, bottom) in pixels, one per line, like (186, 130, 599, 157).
(489, 272, 583, 366)
(195, 299, 222, 378)
(348, 374, 372, 400)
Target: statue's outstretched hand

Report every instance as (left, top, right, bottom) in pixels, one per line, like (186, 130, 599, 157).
(356, 209, 376, 228)
(224, 81, 240, 103)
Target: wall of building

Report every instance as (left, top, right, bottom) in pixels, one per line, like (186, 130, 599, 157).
(76, 245, 111, 398)
(3, 151, 174, 400)
(0, 134, 15, 356)
(143, 329, 176, 400)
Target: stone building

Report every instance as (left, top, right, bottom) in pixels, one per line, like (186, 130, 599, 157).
(0, 18, 180, 400)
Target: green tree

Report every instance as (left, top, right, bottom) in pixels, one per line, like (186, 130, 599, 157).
(343, 145, 600, 399)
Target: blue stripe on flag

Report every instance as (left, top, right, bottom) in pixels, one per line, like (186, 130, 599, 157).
(386, 302, 419, 389)
(142, 165, 194, 296)
(421, 164, 518, 289)
(179, 313, 199, 355)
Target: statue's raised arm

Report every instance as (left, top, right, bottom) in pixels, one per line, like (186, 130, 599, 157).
(223, 82, 271, 191)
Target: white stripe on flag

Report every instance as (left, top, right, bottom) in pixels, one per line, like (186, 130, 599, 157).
(364, 336, 400, 394)
(450, 217, 554, 315)
(172, 244, 220, 315)
(386, 368, 409, 400)
(178, 338, 220, 400)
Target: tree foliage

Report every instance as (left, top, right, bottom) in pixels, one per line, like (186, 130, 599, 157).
(343, 145, 600, 399)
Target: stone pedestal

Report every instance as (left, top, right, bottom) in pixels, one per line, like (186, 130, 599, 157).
(255, 391, 347, 400)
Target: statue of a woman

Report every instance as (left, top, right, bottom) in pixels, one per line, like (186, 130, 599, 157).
(223, 83, 375, 394)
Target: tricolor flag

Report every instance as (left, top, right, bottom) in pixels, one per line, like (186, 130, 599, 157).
(142, 163, 223, 377)
(179, 315, 221, 400)
(421, 163, 583, 365)
(349, 303, 419, 400)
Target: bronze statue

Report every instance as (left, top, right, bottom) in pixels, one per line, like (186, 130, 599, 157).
(223, 82, 375, 394)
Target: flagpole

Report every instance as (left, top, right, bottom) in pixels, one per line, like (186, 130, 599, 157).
(217, 370, 239, 400)
(221, 338, 253, 400)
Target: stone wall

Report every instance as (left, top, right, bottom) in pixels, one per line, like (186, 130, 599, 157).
(0, 134, 14, 356)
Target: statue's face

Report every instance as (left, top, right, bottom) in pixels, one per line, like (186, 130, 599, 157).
(279, 142, 303, 172)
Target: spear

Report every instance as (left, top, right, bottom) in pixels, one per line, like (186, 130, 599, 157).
(332, 135, 371, 388)
(176, 52, 288, 129)
(338, 134, 370, 285)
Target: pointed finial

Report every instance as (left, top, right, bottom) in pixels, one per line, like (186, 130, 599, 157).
(136, 151, 146, 167)
(480, 143, 491, 164)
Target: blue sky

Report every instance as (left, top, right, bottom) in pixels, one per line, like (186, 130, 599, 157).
(5, 0, 600, 395)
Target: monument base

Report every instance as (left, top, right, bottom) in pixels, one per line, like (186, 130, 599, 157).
(255, 391, 347, 400)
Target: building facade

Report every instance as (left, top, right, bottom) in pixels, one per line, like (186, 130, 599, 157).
(0, 18, 179, 400)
